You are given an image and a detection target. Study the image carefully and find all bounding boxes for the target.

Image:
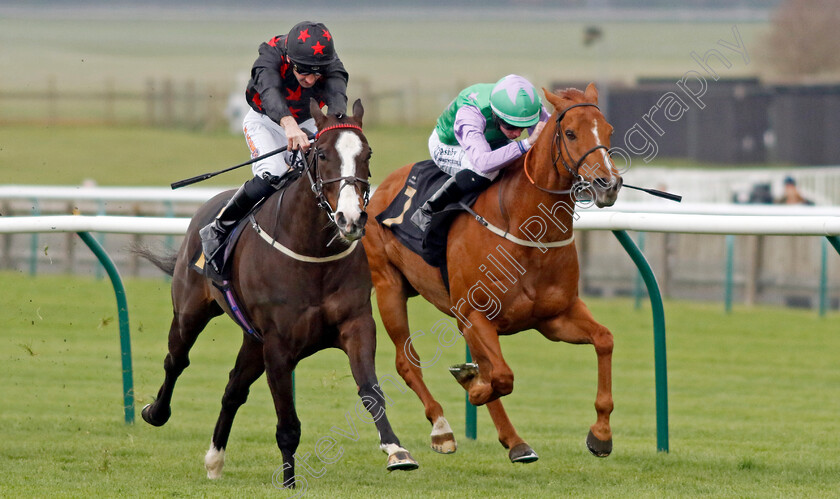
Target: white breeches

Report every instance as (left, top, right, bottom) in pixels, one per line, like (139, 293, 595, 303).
(428, 130, 499, 181)
(243, 108, 316, 179)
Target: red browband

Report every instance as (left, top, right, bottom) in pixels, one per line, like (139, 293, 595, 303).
(315, 123, 363, 140)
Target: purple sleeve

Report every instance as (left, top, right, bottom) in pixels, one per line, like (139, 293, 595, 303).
(453, 105, 525, 174)
(528, 105, 551, 135)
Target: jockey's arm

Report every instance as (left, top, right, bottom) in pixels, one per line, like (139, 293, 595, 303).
(454, 105, 545, 175)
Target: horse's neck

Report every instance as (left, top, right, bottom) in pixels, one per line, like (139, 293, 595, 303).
(496, 149, 577, 241)
(257, 178, 335, 253)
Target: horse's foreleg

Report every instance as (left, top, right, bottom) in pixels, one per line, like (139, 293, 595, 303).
(485, 400, 538, 463)
(142, 309, 215, 426)
(373, 276, 455, 454)
(459, 312, 514, 406)
(339, 314, 419, 471)
(537, 298, 614, 457)
(205, 337, 265, 479)
(263, 339, 301, 490)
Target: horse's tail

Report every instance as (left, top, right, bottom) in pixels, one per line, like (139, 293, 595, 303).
(129, 243, 177, 276)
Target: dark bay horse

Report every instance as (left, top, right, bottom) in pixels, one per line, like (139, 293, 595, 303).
(363, 85, 622, 463)
(137, 99, 417, 487)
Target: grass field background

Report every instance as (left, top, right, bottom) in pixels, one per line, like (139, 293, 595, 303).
(0, 271, 838, 497)
(1, 8, 772, 184)
(0, 8, 768, 93)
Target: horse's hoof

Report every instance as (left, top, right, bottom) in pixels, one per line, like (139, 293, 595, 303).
(509, 443, 539, 464)
(141, 403, 170, 427)
(386, 450, 419, 471)
(431, 432, 457, 454)
(448, 362, 479, 385)
(586, 429, 613, 457)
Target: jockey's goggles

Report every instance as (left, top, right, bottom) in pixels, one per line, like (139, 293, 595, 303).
(292, 63, 323, 76)
(494, 114, 524, 132)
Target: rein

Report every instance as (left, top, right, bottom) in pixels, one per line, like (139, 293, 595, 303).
(253, 122, 369, 263)
(481, 102, 604, 248)
(523, 102, 608, 196)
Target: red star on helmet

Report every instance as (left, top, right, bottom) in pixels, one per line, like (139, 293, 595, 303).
(286, 85, 302, 101)
(297, 29, 310, 42)
(322, 29, 331, 42)
(311, 41, 326, 55)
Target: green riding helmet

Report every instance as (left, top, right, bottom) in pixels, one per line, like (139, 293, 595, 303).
(489, 74, 542, 128)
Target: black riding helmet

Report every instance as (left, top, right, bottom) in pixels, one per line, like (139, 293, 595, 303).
(285, 21, 336, 74)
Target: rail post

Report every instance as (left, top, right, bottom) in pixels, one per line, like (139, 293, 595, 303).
(612, 230, 669, 452)
(464, 345, 477, 440)
(77, 231, 134, 425)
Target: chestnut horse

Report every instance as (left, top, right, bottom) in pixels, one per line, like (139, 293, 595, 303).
(137, 99, 417, 488)
(363, 85, 622, 462)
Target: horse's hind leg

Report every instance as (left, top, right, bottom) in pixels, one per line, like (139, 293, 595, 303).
(538, 298, 614, 457)
(142, 277, 221, 426)
(339, 314, 418, 471)
(205, 337, 265, 479)
(371, 269, 456, 454)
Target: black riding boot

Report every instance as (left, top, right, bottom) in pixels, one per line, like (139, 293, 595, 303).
(410, 170, 492, 232)
(199, 175, 276, 273)
(410, 176, 463, 232)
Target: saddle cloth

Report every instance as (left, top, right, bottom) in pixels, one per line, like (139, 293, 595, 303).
(375, 160, 481, 268)
(191, 198, 264, 341)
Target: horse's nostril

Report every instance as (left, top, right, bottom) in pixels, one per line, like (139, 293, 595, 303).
(336, 212, 347, 228)
(359, 212, 368, 226)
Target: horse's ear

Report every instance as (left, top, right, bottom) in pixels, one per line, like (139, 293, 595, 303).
(310, 98, 327, 128)
(352, 99, 364, 127)
(584, 83, 599, 105)
(542, 87, 564, 111)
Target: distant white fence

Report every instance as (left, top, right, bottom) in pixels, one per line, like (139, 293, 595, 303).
(1, 212, 838, 238)
(1, 185, 839, 310)
(621, 165, 840, 205)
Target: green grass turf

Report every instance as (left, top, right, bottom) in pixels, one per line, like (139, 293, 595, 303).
(0, 13, 767, 93)
(0, 123, 430, 188)
(0, 271, 838, 497)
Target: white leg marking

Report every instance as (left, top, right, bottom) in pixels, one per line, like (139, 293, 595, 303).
(380, 442, 408, 456)
(431, 416, 453, 437)
(334, 131, 363, 224)
(205, 442, 225, 480)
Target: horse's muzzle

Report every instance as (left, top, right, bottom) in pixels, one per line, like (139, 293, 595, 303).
(593, 176, 622, 208)
(336, 211, 368, 241)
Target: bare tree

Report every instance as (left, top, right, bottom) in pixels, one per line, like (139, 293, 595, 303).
(763, 0, 840, 76)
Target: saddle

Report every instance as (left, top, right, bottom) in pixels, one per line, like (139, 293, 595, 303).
(191, 198, 267, 342)
(375, 160, 482, 269)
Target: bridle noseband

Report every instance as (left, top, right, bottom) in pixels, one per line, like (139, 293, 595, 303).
(300, 123, 371, 218)
(524, 102, 610, 196)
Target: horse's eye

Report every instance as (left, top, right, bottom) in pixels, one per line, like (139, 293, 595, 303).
(318, 150, 327, 160)
(565, 130, 576, 140)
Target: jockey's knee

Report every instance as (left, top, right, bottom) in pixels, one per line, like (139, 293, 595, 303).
(454, 169, 493, 193)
